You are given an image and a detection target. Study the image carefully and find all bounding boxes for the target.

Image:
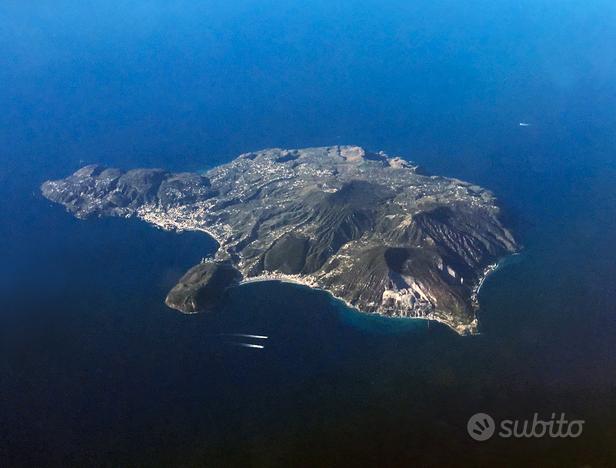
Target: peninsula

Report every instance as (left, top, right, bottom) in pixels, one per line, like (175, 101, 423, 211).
(41, 146, 518, 334)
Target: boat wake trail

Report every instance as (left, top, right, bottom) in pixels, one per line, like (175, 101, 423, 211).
(219, 333, 268, 340)
(219, 333, 268, 350)
(227, 342, 265, 349)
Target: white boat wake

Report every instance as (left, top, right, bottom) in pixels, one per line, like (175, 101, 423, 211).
(219, 333, 268, 340)
(227, 342, 265, 349)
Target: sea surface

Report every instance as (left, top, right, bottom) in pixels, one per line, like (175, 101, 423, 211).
(1, 1, 616, 466)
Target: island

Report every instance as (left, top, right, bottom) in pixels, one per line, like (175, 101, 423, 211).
(41, 146, 518, 334)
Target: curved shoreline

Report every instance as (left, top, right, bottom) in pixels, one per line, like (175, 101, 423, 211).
(239, 273, 477, 336)
(125, 214, 515, 336)
(471, 252, 522, 308)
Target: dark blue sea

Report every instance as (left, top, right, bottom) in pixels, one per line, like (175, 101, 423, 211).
(1, 1, 616, 466)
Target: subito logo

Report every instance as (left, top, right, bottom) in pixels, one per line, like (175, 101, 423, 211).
(467, 413, 496, 441)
